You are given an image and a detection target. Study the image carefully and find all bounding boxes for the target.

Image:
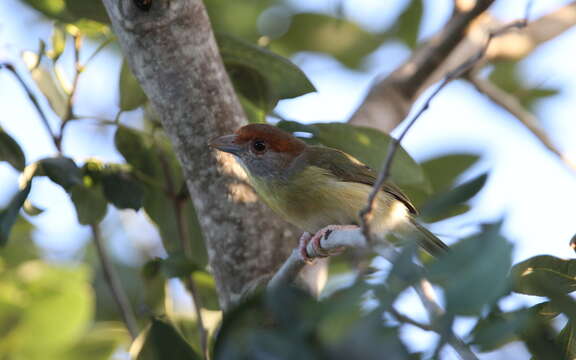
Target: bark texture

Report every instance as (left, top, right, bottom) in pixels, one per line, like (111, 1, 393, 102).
(100, 0, 296, 310)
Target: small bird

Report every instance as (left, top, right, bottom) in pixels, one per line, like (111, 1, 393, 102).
(210, 123, 448, 261)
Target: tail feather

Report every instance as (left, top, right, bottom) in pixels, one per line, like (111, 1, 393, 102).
(407, 218, 449, 257)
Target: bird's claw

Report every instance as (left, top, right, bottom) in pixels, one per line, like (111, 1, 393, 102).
(298, 225, 358, 263)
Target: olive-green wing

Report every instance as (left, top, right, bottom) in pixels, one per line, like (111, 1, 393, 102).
(305, 146, 417, 214)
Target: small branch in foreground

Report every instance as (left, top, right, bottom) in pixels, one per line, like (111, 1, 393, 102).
(358, 17, 528, 244)
(0, 63, 58, 151)
(467, 75, 576, 172)
(91, 224, 139, 339)
(158, 151, 209, 359)
(268, 228, 477, 360)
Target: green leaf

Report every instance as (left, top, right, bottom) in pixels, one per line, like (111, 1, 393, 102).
(119, 59, 147, 111)
(217, 33, 315, 110)
(0, 261, 93, 358)
(22, 51, 68, 119)
(271, 13, 386, 69)
(159, 253, 200, 278)
(471, 309, 530, 352)
(39, 157, 83, 191)
(312, 122, 431, 193)
(64, 0, 109, 24)
(60, 323, 127, 360)
(419, 173, 487, 222)
(511, 255, 576, 296)
(70, 183, 107, 225)
(193, 271, 220, 311)
(134, 318, 200, 360)
(421, 153, 480, 193)
(427, 222, 512, 315)
(393, 0, 424, 48)
(114, 126, 159, 178)
(0, 129, 26, 171)
(530, 301, 561, 321)
(0, 182, 32, 247)
(101, 169, 144, 210)
(238, 94, 266, 123)
(50, 25, 66, 61)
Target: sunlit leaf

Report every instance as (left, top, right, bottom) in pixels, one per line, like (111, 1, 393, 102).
(0, 129, 26, 171)
(133, 318, 200, 360)
(119, 59, 147, 111)
(511, 255, 576, 296)
(427, 222, 512, 315)
(193, 271, 220, 311)
(0, 182, 31, 247)
(70, 183, 107, 225)
(22, 51, 68, 119)
(217, 33, 315, 111)
(50, 25, 66, 61)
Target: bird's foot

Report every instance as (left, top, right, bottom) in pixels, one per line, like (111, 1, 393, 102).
(299, 225, 359, 263)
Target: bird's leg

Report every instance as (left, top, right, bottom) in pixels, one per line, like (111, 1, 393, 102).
(299, 225, 359, 263)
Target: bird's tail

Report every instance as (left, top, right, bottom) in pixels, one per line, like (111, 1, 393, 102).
(405, 218, 449, 257)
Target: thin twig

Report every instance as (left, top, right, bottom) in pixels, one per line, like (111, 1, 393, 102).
(91, 224, 139, 339)
(467, 75, 576, 172)
(0, 63, 58, 150)
(157, 150, 209, 360)
(389, 306, 433, 331)
(55, 34, 83, 152)
(358, 18, 528, 244)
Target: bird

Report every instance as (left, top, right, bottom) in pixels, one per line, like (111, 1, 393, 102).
(210, 123, 448, 261)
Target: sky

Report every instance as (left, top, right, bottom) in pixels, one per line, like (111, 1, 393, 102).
(1, 0, 576, 359)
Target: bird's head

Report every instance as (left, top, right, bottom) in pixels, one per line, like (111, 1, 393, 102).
(210, 124, 307, 180)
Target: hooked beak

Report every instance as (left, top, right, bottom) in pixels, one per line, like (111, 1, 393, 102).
(209, 134, 242, 155)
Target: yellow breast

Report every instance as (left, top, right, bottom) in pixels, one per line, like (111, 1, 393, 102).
(248, 166, 408, 234)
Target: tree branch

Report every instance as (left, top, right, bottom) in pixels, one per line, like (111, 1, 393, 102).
(467, 75, 576, 172)
(100, 0, 298, 311)
(91, 223, 139, 339)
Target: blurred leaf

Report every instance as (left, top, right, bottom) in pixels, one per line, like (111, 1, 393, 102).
(305, 122, 431, 193)
(489, 61, 559, 110)
(0, 182, 31, 247)
(39, 157, 82, 191)
(60, 323, 127, 360)
(530, 301, 560, 321)
(70, 183, 107, 225)
(101, 168, 144, 210)
(520, 320, 565, 360)
(217, 33, 315, 111)
(114, 126, 160, 179)
(272, 13, 386, 69)
(327, 317, 409, 360)
(511, 255, 576, 296)
(0, 129, 26, 171)
(0, 217, 38, 267)
(558, 321, 576, 360)
(22, 51, 68, 118)
(238, 94, 266, 123)
(421, 153, 480, 193)
(119, 59, 147, 111)
(160, 253, 200, 278)
(419, 173, 487, 222)
(134, 318, 200, 360)
(22, 200, 44, 216)
(471, 309, 530, 351)
(193, 271, 220, 311)
(427, 222, 512, 315)
(393, 0, 423, 48)
(64, 0, 109, 23)
(50, 25, 66, 61)
(19, 0, 74, 22)
(0, 261, 93, 358)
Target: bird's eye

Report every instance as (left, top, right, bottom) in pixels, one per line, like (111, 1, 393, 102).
(251, 140, 267, 154)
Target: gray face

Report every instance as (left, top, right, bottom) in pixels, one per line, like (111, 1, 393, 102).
(233, 138, 299, 181)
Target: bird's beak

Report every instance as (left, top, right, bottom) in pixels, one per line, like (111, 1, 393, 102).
(209, 134, 242, 155)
